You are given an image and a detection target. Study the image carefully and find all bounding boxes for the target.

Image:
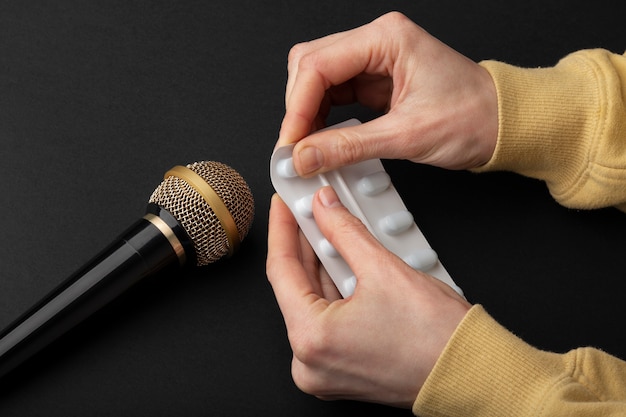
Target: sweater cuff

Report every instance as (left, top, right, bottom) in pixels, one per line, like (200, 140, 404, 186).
(475, 51, 626, 209)
(412, 305, 562, 417)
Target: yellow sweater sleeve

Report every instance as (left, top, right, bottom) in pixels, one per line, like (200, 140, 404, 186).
(474, 49, 626, 211)
(413, 305, 626, 416)
(414, 50, 626, 416)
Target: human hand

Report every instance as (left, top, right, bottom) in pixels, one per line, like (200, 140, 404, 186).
(266, 187, 471, 408)
(277, 11, 498, 175)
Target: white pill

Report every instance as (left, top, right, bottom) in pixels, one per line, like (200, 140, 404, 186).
(319, 238, 339, 257)
(276, 157, 298, 178)
(404, 248, 438, 271)
(379, 210, 414, 235)
(357, 171, 391, 196)
(295, 194, 314, 218)
(341, 276, 356, 297)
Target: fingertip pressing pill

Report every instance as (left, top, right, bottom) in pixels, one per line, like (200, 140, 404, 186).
(277, 157, 297, 178)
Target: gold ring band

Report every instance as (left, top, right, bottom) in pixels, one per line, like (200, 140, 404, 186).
(144, 213, 187, 265)
(165, 165, 239, 256)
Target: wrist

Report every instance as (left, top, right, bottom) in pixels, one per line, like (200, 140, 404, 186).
(413, 305, 561, 417)
(475, 51, 623, 209)
(471, 65, 499, 167)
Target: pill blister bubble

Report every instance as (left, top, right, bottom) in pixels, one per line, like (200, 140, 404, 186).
(358, 171, 391, 196)
(319, 238, 339, 257)
(379, 210, 414, 235)
(277, 157, 298, 178)
(342, 276, 356, 296)
(404, 248, 438, 271)
(295, 194, 314, 218)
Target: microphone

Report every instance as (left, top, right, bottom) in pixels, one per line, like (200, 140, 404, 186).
(0, 161, 255, 379)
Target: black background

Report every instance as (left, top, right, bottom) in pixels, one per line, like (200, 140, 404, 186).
(1, 1, 625, 415)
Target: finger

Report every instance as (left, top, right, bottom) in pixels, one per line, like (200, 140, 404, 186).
(295, 227, 340, 301)
(284, 14, 399, 108)
(280, 32, 356, 149)
(311, 187, 468, 302)
(266, 194, 327, 327)
(278, 27, 394, 148)
(318, 263, 342, 301)
(284, 30, 353, 108)
(291, 114, 415, 177)
(311, 186, 391, 285)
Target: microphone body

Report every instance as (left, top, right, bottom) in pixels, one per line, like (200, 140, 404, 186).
(0, 205, 190, 378)
(0, 161, 254, 380)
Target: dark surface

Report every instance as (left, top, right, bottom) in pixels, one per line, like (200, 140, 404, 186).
(1, 1, 625, 415)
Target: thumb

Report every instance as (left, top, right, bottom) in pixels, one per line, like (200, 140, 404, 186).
(292, 116, 404, 177)
(312, 186, 390, 281)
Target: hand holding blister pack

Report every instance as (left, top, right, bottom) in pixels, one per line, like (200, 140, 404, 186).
(270, 119, 463, 298)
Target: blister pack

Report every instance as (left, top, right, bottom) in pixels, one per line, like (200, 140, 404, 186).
(270, 119, 463, 298)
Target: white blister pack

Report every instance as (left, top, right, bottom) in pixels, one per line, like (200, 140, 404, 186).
(270, 119, 463, 298)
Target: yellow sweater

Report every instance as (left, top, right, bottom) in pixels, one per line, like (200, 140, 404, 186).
(413, 49, 626, 416)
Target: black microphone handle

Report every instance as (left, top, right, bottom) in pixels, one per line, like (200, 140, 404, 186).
(0, 204, 193, 379)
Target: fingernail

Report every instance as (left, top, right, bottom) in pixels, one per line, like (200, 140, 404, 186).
(297, 146, 323, 175)
(318, 186, 342, 208)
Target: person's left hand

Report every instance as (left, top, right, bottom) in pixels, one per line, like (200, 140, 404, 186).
(266, 186, 471, 408)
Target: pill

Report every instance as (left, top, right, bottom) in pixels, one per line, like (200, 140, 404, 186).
(403, 248, 438, 271)
(295, 194, 314, 218)
(379, 210, 414, 235)
(319, 238, 339, 257)
(342, 276, 356, 296)
(276, 157, 298, 178)
(358, 171, 391, 196)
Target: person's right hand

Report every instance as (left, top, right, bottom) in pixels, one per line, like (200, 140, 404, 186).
(277, 11, 499, 176)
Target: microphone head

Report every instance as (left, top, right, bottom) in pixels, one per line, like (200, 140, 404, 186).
(148, 161, 255, 266)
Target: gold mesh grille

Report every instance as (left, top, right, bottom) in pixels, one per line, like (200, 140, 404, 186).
(148, 161, 254, 266)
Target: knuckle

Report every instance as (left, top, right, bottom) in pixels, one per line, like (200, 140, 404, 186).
(291, 361, 324, 395)
(289, 329, 334, 395)
(288, 42, 311, 66)
(376, 11, 413, 31)
(380, 11, 410, 25)
(290, 328, 328, 365)
(296, 52, 321, 73)
(373, 11, 421, 43)
(323, 212, 370, 253)
(334, 130, 365, 166)
(336, 211, 366, 235)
